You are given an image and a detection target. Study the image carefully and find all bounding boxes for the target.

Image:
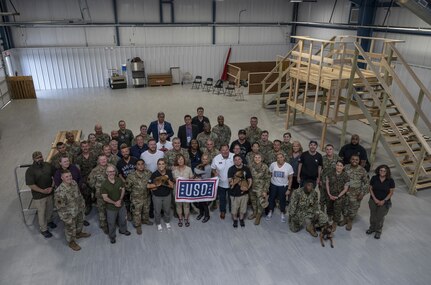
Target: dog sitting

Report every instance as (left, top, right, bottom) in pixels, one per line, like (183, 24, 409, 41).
(320, 223, 334, 248)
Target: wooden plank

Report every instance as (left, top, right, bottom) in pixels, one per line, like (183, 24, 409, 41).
(7, 76, 37, 100)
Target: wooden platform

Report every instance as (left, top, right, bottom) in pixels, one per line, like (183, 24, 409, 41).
(46, 130, 81, 162)
(7, 76, 37, 99)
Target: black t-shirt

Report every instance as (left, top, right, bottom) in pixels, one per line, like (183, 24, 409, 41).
(149, 170, 174, 197)
(192, 116, 210, 134)
(370, 175, 395, 200)
(230, 140, 252, 157)
(116, 157, 138, 179)
(227, 165, 252, 197)
(339, 143, 368, 165)
(298, 151, 323, 180)
(25, 162, 56, 200)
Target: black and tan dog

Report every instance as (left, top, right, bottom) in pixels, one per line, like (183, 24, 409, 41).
(320, 223, 334, 248)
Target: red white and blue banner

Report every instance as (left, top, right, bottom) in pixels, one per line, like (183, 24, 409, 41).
(175, 178, 219, 202)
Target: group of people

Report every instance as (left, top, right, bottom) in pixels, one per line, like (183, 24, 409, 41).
(25, 107, 395, 251)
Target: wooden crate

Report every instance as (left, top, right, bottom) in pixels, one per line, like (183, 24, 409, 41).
(148, 73, 172, 86)
(7, 76, 37, 99)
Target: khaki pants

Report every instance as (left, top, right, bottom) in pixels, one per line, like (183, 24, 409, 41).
(33, 196, 54, 232)
(230, 195, 249, 216)
(368, 199, 390, 233)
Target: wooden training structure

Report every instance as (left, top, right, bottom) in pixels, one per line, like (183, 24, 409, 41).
(227, 61, 287, 94)
(261, 35, 431, 194)
(46, 130, 82, 162)
(7, 76, 37, 99)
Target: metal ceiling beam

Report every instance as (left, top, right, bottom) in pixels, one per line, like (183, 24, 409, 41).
(112, 0, 120, 46)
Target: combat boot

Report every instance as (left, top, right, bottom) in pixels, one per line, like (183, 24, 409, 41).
(306, 224, 318, 237)
(254, 214, 261, 225)
(248, 211, 256, 220)
(136, 226, 142, 235)
(345, 218, 353, 231)
(338, 218, 347, 227)
(68, 241, 81, 251)
(77, 232, 91, 239)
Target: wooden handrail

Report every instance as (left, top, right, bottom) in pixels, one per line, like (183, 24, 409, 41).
(261, 42, 300, 83)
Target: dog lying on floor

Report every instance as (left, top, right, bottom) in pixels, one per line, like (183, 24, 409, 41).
(320, 223, 334, 248)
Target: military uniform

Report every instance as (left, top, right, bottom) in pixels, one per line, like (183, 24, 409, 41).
(95, 133, 110, 145)
(108, 154, 120, 166)
(244, 126, 262, 145)
(54, 180, 85, 243)
(88, 164, 110, 230)
(126, 169, 153, 227)
(257, 140, 273, 164)
(74, 153, 97, 209)
(65, 141, 81, 159)
(165, 148, 190, 169)
(246, 151, 261, 166)
(212, 124, 232, 146)
(51, 151, 75, 169)
(288, 186, 329, 233)
(89, 142, 103, 157)
(201, 148, 219, 164)
(196, 132, 220, 150)
(325, 170, 350, 223)
(344, 164, 368, 221)
(320, 154, 340, 211)
(265, 150, 287, 166)
(281, 142, 293, 158)
(250, 163, 270, 216)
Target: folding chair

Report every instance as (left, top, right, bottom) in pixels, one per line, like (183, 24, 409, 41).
(191, 75, 202, 89)
(202, 78, 213, 92)
(225, 81, 236, 96)
(212, 79, 225, 95)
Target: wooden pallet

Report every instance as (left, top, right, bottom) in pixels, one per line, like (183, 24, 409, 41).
(7, 76, 37, 99)
(46, 130, 82, 162)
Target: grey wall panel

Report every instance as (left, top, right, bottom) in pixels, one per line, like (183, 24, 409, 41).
(10, 44, 290, 90)
(175, 0, 212, 22)
(117, 0, 159, 23)
(298, 0, 351, 23)
(375, 7, 431, 28)
(295, 26, 356, 40)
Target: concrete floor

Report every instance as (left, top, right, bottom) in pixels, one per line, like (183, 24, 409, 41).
(0, 85, 430, 285)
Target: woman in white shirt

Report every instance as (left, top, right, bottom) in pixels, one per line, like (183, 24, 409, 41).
(172, 154, 194, 227)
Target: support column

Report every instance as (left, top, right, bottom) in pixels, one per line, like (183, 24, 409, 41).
(112, 0, 120, 46)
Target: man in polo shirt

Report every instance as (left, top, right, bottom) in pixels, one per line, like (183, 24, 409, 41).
(101, 165, 130, 244)
(211, 144, 234, 219)
(25, 151, 57, 238)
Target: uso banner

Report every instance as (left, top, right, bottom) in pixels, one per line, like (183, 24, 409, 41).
(175, 178, 219, 202)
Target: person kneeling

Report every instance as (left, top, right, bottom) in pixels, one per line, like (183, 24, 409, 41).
(55, 170, 91, 251)
(288, 180, 329, 237)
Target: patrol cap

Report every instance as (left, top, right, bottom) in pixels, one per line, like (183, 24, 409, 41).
(238, 129, 246, 135)
(159, 129, 167, 134)
(32, 151, 43, 159)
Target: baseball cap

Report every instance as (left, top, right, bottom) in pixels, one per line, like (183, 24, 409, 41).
(159, 129, 167, 134)
(238, 129, 246, 135)
(32, 151, 43, 159)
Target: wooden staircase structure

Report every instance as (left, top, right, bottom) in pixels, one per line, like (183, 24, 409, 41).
(261, 35, 431, 194)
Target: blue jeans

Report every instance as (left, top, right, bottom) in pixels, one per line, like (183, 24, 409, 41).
(269, 183, 288, 214)
(218, 187, 231, 213)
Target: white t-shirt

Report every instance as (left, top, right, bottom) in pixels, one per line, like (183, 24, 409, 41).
(211, 153, 234, 188)
(269, 162, 294, 186)
(140, 150, 165, 173)
(157, 141, 173, 152)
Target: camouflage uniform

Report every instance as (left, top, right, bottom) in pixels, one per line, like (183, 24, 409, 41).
(74, 153, 97, 208)
(65, 141, 81, 159)
(201, 148, 220, 164)
(51, 151, 75, 169)
(246, 151, 262, 166)
(196, 132, 220, 150)
(265, 150, 288, 166)
(281, 142, 293, 158)
(212, 124, 232, 146)
(54, 180, 85, 242)
(320, 154, 340, 211)
(244, 126, 262, 145)
(126, 169, 153, 227)
(87, 164, 110, 229)
(288, 186, 329, 232)
(108, 154, 120, 166)
(165, 148, 190, 169)
(325, 170, 350, 223)
(250, 163, 270, 215)
(257, 140, 273, 164)
(344, 164, 368, 220)
(95, 133, 110, 145)
(89, 142, 103, 157)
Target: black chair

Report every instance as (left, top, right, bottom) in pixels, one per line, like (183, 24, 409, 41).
(191, 76, 202, 89)
(212, 79, 224, 95)
(202, 78, 213, 92)
(225, 81, 236, 96)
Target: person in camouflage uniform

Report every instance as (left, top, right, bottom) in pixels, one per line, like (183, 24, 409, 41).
(265, 140, 287, 166)
(288, 180, 329, 236)
(343, 154, 369, 230)
(212, 115, 232, 147)
(197, 122, 220, 150)
(320, 144, 340, 212)
(249, 153, 270, 225)
(54, 170, 91, 251)
(65, 131, 81, 159)
(74, 141, 97, 213)
(325, 160, 350, 228)
(51, 142, 75, 169)
(94, 124, 111, 145)
(281, 132, 293, 158)
(246, 142, 261, 166)
(87, 155, 111, 233)
(257, 130, 273, 164)
(88, 133, 103, 156)
(126, 159, 153, 234)
(201, 139, 219, 164)
(165, 137, 190, 169)
(108, 140, 120, 166)
(244, 116, 262, 145)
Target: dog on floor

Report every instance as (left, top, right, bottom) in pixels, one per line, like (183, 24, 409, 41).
(320, 223, 334, 248)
